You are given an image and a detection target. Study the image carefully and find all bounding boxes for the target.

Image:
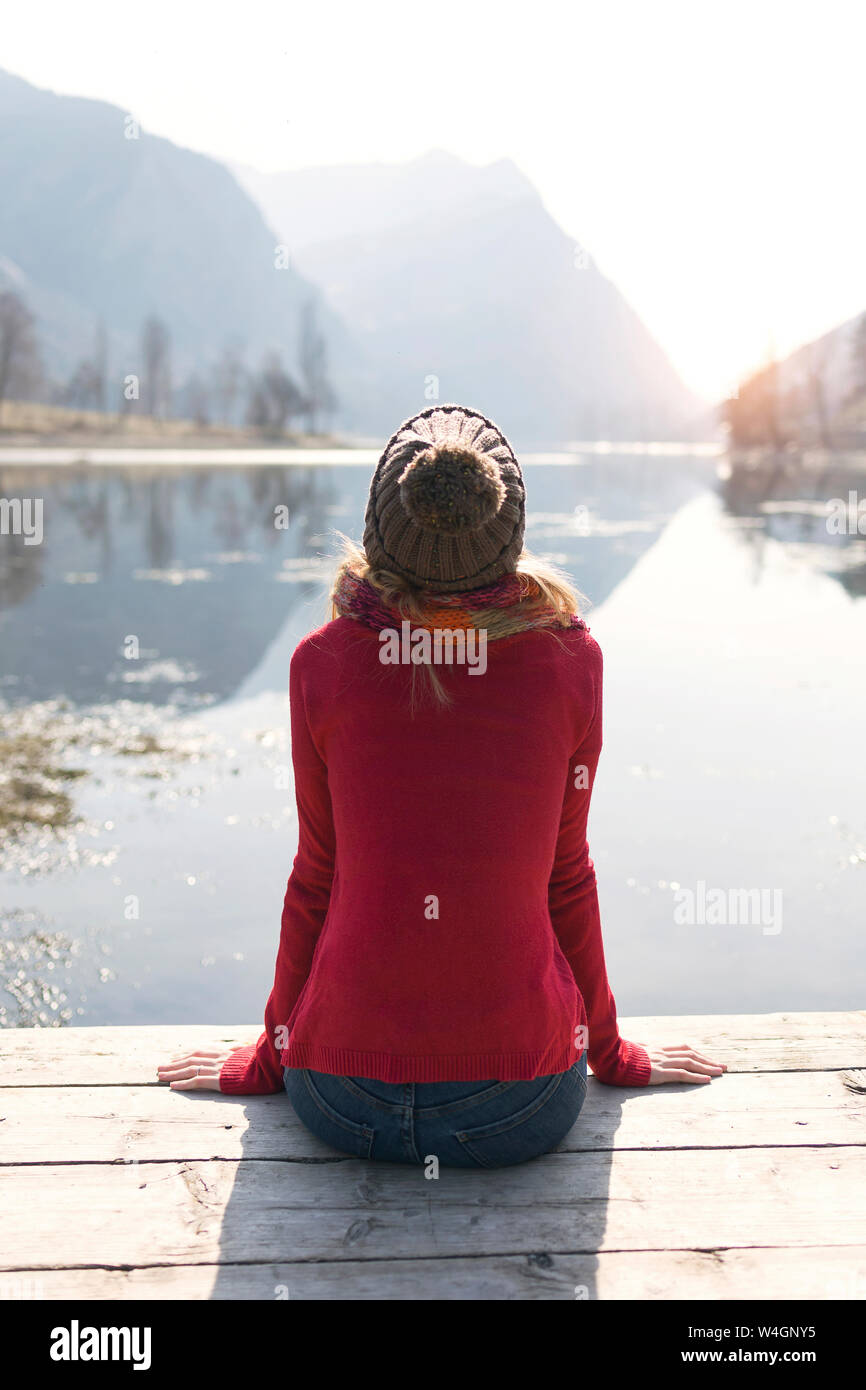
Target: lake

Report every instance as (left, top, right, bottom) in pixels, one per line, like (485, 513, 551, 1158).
(1, 446, 864, 1032)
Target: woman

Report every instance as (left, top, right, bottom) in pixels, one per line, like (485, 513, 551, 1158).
(159, 404, 725, 1167)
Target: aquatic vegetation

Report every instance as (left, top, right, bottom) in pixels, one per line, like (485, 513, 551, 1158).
(0, 699, 221, 876)
(0, 732, 85, 833)
(116, 733, 165, 755)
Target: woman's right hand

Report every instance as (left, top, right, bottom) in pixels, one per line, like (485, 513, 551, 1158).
(644, 1044, 727, 1084)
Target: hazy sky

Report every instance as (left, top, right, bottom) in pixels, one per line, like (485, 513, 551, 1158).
(5, 0, 865, 400)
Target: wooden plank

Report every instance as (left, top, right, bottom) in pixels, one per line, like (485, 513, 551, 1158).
(0, 1026, 259, 1087)
(1, 1012, 864, 1086)
(1, 1071, 863, 1164)
(2, 1245, 864, 1301)
(620, 1011, 866, 1072)
(2, 1146, 864, 1270)
(0, 1087, 304, 1164)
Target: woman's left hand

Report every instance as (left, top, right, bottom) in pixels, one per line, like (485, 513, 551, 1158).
(157, 1049, 234, 1090)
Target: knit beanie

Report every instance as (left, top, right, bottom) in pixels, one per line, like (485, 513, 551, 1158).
(363, 404, 526, 592)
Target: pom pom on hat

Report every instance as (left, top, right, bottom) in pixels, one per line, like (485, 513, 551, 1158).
(398, 444, 506, 535)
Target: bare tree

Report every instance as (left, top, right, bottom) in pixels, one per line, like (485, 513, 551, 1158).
(299, 299, 336, 433)
(93, 318, 108, 412)
(0, 291, 41, 421)
(184, 373, 211, 428)
(849, 312, 866, 402)
(213, 339, 247, 426)
(63, 321, 109, 411)
(63, 359, 103, 409)
(140, 315, 173, 419)
(805, 339, 832, 449)
(724, 358, 788, 449)
(246, 352, 306, 438)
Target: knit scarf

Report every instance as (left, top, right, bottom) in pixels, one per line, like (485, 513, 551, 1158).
(333, 565, 584, 641)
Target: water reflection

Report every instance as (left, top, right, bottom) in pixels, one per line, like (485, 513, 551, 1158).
(720, 452, 866, 598)
(0, 454, 719, 704)
(0, 464, 342, 704)
(590, 483, 866, 1015)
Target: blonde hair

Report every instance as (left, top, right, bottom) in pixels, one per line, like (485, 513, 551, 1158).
(329, 536, 585, 708)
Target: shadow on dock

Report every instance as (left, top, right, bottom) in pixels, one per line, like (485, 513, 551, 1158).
(205, 1081, 628, 1301)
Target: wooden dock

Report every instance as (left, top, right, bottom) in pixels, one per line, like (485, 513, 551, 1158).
(1, 1011, 864, 1300)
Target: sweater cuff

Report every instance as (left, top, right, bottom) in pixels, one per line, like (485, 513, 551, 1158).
(593, 1038, 652, 1087)
(619, 1040, 652, 1086)
(219, 1044, 259, 1093)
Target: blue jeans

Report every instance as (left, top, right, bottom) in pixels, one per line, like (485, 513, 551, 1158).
(282, 1054, 588, 1168)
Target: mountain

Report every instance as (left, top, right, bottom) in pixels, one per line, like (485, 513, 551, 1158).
(777, 313, 866, 442)
(726, 311, 866, 448)
(235, 150, 706, 444)
(0, 67, 705, 444)
(237, 149, 538, 253)
(0, 68, 354, 418)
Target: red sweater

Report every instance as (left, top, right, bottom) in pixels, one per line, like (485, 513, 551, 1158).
(219, 617, 651, 1093)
